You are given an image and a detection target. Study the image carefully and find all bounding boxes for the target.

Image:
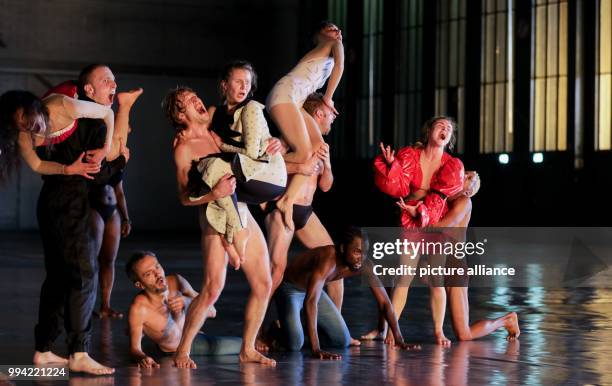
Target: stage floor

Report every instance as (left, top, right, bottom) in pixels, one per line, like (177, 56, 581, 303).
(1, 232, 611, 385)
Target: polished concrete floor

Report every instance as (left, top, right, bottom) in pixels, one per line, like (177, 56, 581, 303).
(1, 231, 611, 385)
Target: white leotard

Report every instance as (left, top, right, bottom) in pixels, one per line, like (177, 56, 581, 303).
(266, 56, 334, 109)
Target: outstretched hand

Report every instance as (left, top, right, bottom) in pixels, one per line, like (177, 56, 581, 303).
(379, 142, 395, 165)
(396, 197, 419, 218)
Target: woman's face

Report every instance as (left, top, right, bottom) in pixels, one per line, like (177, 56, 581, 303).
(15, 109, 47, 136)
(223, 68, 252, 106)
(318, 24, 342, 42)
(428, 119, 454, 149)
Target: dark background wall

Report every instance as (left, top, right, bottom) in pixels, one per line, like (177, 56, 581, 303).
(0, 0, 608, 233)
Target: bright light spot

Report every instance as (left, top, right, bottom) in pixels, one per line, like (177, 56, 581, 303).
(532, 153, 544, 163)
(498, 153, 509, 164)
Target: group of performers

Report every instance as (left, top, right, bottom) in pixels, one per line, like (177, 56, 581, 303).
(0, 21, 519, 376)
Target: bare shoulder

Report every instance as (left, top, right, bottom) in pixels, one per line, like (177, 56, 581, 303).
(130, 293, 149, 314)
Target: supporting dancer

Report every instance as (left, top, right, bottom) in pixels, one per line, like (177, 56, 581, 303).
(127, 251, 239, 368)
(269, 227, 420, 359)
(164, 87, 277, 367)
(75, 64, 144, 319)
(267, 21, 344, 230)
(190, 60, 286, 267)
(264, 93, 344, 319)
(371, 116, 519, 345)
(32, 65, 132, 375)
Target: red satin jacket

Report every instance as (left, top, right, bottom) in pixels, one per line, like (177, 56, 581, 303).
(373, 146, 464, 227)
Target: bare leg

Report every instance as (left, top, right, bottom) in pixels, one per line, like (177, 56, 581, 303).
(239, 211, 276, 366)
(174, 225, 228, 369)
(97, 211, 122, 318)
(115, 88, 143, 146)
(295, 212, 344, 310)
(269, 104, 321, 230)
(430, 286, 451, 346)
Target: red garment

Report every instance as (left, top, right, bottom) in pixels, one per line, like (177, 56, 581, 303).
(373, 146, 464, 227)
(42, 81, 79, 144)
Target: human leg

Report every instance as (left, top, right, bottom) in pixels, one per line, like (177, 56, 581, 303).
(274, 282, 306, 351)
(316, 290, 351, 349)
(97, 209, 122, 318)
(190, 333, 243, 356)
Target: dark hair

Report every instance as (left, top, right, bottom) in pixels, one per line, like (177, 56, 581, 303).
(337, 226, 368, 250)
(302, 92, 326, 116)
(218, 60, 258, 102)
(125, 250, 157, 283)
(77, 63, 109, 97)
(0, 90, 49, 184)
(161, 86, 194, 131)
(417, 116, 457, 151)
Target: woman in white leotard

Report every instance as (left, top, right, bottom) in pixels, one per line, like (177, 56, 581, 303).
(266, 21, 344, 230)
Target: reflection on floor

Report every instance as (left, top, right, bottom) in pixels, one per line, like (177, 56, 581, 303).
(1, 232, 611, 385)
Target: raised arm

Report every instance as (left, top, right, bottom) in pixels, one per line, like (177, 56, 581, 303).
(322, 39, 345, 111)
(17, 131, 100, 178)
(127, 303, 159, 368)
(373, 145, 418, 198)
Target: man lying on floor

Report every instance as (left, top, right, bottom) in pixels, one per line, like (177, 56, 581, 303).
(269, 226, 421, 360)
(126, 251, 240, 368)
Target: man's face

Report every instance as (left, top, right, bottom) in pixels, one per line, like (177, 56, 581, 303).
(178, 91, 209, 126)
(315, 105, 336, 135)
(342, 237, 365, 272)
(223, 68, 252, 106)
(84, 66, 117, 106)
(134, 255, 168, 294)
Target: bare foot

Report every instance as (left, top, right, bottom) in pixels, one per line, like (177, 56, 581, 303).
(173, 351, 196, 369)
(275, 198, 294, 231)
(207, 305, 217, 319)
(361, 328, 385, 340)
(350, 337, 361, 346)
(69, 353, 114, 375)
(225, 243, 242, 270)
(239, 349, 276, 366)
(233, 227, 250, 266)
(434, 331, 451, 347)
(117, 88, 143, 107)
(384, 329, 395, 345)
(33, 351, 68, 365)
(504, 312, 521, 340)
(96, 307, 123, 319)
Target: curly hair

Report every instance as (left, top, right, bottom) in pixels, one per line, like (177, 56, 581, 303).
(161, 86, 194, 131)
(0, 90, 49, 184)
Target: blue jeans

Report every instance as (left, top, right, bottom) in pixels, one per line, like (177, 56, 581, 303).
(191, 333, 242, 355)
(275, 281, 351, 351)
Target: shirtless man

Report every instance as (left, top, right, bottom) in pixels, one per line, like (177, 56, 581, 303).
(126, 251, 240, 368)
(272, 226, 421, 359)
(163, 86, 279, 368)
(265, 92, 344, 313)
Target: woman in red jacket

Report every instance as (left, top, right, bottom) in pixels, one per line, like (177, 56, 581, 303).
(370, 116, 519, 345)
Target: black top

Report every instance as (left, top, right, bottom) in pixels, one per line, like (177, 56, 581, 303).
(209, 100, 250, 148)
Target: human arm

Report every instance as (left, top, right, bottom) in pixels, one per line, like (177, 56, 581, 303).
(304, 249, 342, 359)
(113, 180, 131, 238)
(373, 143, 417, 198)
(17, 131, 101, 178)
(62, 96, 115, 162)
(176, 273, 198, 300)
(316, 142, 333, 192)
(322, 39, 345, 114)
(174, 144, 235, 206)
(128, 302, 159, 368)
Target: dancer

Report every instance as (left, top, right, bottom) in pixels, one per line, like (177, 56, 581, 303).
(267, 21, 344, 230)
(127, 251, 240, 368)
(371, 116, 519, 345)
(269, 227, 420, 359)
(264, 93, 344, 318)
(32, 64, 131, 376)
(0, 90, 101, 182)
(164, 86, 276, 367)
(189, 61, 286, 266)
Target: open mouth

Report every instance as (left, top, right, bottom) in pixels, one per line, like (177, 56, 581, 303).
(108, 92, 115, 104)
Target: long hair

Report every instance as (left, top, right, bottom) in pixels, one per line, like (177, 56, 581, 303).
(161, 86, 194, 132)
(0, 90, 49, 184)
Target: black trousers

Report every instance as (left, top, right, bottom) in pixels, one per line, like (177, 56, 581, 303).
(34, 178, 97, 354)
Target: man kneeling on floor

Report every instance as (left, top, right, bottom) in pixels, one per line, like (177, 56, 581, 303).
(271, 227, 421, 360)
(126, 251, 240, 368)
